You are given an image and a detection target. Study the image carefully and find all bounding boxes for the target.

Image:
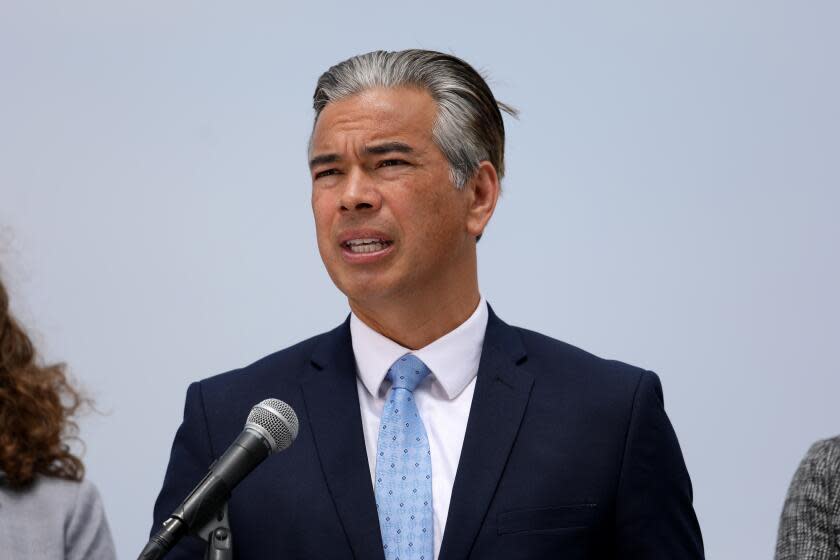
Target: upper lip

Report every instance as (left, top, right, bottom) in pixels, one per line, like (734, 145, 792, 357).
(338, 229, 393, 246)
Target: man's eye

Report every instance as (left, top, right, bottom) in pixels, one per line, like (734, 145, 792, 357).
(378, 159, 407, 168)
(314, 169, 339, 179)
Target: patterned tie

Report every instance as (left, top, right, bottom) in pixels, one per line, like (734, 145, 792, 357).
(375, 354, 434, 560)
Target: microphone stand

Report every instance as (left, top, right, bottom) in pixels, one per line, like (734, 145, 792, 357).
(195, 502, 233, 560)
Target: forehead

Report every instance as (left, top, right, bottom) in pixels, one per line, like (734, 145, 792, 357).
(310, 87, 437, 153)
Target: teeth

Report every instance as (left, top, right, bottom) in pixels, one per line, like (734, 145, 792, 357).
(346, 238, 382, 246)
(343, 238, 392, 254)
(348, 242, 388, 253)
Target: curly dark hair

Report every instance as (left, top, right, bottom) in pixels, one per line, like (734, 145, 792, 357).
(0, 276, 87, 488)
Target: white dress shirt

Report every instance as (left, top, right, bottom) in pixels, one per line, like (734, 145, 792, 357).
(351, 298, 488, 560)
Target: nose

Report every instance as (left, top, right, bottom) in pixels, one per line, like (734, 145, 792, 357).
(339, 168, 382, 213)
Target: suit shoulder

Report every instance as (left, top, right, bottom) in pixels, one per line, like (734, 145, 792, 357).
(198, 324, 341, 393)
(513, 325, 650, 374)
(512, 326, 654, 389)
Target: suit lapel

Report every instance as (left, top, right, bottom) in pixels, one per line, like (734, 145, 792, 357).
(300, 318, 385, 560)
(439, 308, 534, 560)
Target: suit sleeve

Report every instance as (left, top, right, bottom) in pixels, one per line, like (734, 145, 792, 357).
(149, 382, 215, 559)
(615, 371, 705, 559)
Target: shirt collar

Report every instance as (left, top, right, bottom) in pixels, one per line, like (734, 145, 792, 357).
(350, 297, 488, 400)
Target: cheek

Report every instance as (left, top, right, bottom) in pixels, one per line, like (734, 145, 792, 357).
(311, 192, 333, 238)
(404, 193, 464, 254)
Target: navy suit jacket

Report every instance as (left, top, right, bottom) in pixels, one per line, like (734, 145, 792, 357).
(151, 307, 704, 559)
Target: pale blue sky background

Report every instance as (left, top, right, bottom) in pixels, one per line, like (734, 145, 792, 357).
(1, 1, 838, 558)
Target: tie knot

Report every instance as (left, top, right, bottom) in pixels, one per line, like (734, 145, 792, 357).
(386, 354, 430, 392)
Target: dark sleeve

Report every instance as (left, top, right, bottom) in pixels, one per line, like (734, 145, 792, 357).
(774, 439, 840, 560)
(614, 371, 705, 559)
(149, 382, 215, 558)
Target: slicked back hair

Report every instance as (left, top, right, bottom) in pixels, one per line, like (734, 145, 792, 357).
(312, 49, 516, 189)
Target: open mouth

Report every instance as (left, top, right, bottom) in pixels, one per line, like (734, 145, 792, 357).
(341, 238, 394, 254)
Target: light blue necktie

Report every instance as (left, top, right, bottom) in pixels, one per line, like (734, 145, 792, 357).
(375, 354, 434, 560)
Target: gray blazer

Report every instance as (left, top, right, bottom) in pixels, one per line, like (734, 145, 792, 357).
(776, 436, 840, 560)
(0, 474, 116, 560)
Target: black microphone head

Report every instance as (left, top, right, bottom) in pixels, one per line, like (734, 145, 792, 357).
(245, 399, 299, 453)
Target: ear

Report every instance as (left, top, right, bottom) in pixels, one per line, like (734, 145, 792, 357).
(465, 161, 501, 239)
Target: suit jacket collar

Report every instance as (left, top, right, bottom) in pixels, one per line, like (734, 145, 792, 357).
(439, 307, 533, 560)
(302, 306, 533, 560)
(301, 317, 386, 560)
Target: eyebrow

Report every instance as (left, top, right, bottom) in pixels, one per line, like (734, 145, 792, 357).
(308, 142, 415, 169)
(364, 142, 414, 156)
(309, 153, 340, 169)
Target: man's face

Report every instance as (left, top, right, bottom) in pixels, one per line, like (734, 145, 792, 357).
(310, 87, 475, 307)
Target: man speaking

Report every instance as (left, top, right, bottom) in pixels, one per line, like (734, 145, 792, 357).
(150, 49, 704, 559)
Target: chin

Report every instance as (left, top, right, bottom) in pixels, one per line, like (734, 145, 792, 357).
(337, 276, 401, 304)
(341, 283, 392, 303)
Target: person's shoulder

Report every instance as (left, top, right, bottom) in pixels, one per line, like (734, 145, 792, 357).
(802, 435, 840, 471)
(0, 477, 110, 559)
(21, 475, 84, 506)
(23, 476, 102, 508)
(73, 477, 107, 511)
(0, 476, 103, 521)
(781, 435, 840, 522)
(195, 321, 346, 395)
(64, 478, 117, 560)
(511, 324, 653, 387)
(503, 323, 666, 429)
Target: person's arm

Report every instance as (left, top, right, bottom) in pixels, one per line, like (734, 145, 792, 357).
(66, 479, 117, 560)
(775, 438, 840, 560)
(149, 381, 216, 559)
(614, 370, 705, 559)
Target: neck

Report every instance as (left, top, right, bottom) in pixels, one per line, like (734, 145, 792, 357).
(349, 279, 481, 350)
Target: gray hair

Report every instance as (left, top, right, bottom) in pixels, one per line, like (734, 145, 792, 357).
(312, 49, 517, 189)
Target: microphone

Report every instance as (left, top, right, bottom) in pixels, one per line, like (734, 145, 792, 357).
(139, 399, 299, 560)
